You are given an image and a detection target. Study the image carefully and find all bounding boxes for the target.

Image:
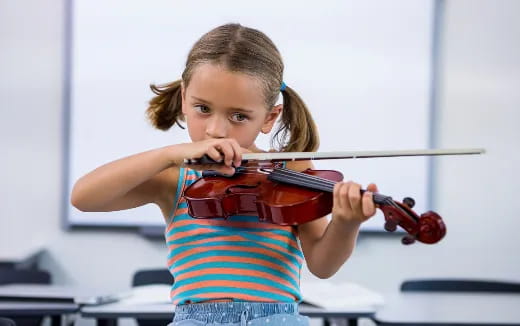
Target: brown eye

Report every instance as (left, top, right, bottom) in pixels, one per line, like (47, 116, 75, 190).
(231, 112, 248, 122)
(194, 105, 210, 113)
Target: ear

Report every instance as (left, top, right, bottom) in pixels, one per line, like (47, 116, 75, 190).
(261, 104, 283, 134)
(181, 81, 187, 115)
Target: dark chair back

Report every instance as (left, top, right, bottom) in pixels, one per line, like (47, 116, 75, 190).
(132, 269, 173, 287)
(0, 269, 52, 326)
(132, 269, 173, 326)
(0, 269, 51, 285)
(401, 278, 520, 293)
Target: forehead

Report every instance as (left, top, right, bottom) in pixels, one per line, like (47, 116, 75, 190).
(186, 63, 267, 109)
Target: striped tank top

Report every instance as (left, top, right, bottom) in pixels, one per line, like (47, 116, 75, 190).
(164, 167, 304, 305)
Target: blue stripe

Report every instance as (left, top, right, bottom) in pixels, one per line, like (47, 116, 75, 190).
(167, 167, 186, 222)
(173, 286, 294, 302)
(173, 274, 298, 294)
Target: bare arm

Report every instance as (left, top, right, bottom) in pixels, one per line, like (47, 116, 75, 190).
(298, 215, 362, 279)
(289, 160, 377, 279)
(70, 145, 179, 213)
(71, 138, 247, 215)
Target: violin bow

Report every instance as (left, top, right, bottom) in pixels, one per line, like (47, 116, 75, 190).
(183, 148, 485, 165)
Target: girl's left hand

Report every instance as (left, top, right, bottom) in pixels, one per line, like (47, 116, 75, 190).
(332, 181, 379, 225)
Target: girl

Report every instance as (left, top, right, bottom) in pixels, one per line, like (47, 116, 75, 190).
(71, 23, 378, 326)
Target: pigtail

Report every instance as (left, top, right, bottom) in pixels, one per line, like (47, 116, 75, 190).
(274, 85, 320, 152)
(146, 80, 184, 130)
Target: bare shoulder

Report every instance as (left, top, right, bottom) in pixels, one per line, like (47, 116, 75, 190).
(153, 166, 181, 219)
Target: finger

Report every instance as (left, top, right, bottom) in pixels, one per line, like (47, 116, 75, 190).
(339, 181, 351, 210)
(206, 147, 223, 163)
(348, 182, 362, 215)
(227, 139, 243, 167)
(217, 141, 235, 167)
(333, 182, 342, 210)
(367, 183, 378, 193)
(195, 164, 235, 176)
(216, 165, 236, 176)
(362, 190, 377, 217)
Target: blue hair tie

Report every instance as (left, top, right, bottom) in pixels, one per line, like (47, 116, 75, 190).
(280, 81, 287, 92)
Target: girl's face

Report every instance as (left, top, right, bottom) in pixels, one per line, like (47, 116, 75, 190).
(181, 63, 281, 151)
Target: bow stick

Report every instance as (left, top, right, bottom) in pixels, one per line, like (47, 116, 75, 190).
(183, 148, 485, 166)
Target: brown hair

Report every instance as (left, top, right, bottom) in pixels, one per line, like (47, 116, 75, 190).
(146, 23, 319, 152)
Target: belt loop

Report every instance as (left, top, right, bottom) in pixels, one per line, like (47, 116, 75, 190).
(240, 309, 250, 326)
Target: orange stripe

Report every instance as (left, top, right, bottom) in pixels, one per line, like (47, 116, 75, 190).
(172, 279, 293, 298)
(175, 207, 189, 215)
(167, 245, 299, 273)
(171, 291, 290, 304)
(185, 173, 199, 180)
(168, 235, 245, 247)
(166, 226, 222, 241)
(169, 218, 293, 232)
(173, 266, 298, 290)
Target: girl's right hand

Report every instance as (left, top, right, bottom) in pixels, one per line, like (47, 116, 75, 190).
(173, 138, 249, 175)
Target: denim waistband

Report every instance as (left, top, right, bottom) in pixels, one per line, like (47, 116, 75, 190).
(173, 301, 299, 323)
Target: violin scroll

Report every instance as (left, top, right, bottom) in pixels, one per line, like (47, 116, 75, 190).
(379, 196, 446, 245)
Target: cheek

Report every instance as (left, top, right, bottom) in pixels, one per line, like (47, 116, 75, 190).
(230, 124, 263, 147)
(185, 115, 206, 141)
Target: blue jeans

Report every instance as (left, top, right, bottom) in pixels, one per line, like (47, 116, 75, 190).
(169, 301, 310, 326)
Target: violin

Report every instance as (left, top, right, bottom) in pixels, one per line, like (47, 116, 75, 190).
(182, 148, 484, 245)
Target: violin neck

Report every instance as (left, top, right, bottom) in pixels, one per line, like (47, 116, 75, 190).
(268, 168, 390, 205)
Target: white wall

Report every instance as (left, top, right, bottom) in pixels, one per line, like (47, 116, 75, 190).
(1, 0, 519, 325)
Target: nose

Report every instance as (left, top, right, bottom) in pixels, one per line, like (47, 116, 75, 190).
(205, 115, 228, 139)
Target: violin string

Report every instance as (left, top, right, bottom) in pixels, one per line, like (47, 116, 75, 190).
(234, 168, 396, 205)
(272, 168, 406, 210)
(274, 169, 418, 223)
(271, 168, 336, 192)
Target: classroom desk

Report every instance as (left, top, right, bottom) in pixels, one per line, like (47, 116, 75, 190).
(373, 292, 520, 326)
(81, 301, 376, 326)
(0, 301, 78, 326)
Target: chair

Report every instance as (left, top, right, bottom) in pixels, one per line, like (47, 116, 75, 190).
(0, 269, 51, 285)
(132, 268, 173, 287)
(401, 278, 520, 293)
(0, 268, 52, 326)
(132, 269, 174, 326)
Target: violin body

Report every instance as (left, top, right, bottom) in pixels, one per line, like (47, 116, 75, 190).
(183, 166, 343, 225)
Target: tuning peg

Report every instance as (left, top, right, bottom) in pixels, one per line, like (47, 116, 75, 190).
(402, 197, 415, 208)
(384, 220, 397, 232)
(401, 235, 416, 245)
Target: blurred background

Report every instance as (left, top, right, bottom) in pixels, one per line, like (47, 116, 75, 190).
(1, 0, 519, 325)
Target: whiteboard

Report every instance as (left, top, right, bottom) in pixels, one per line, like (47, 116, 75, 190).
(66, 0, 434, 232)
